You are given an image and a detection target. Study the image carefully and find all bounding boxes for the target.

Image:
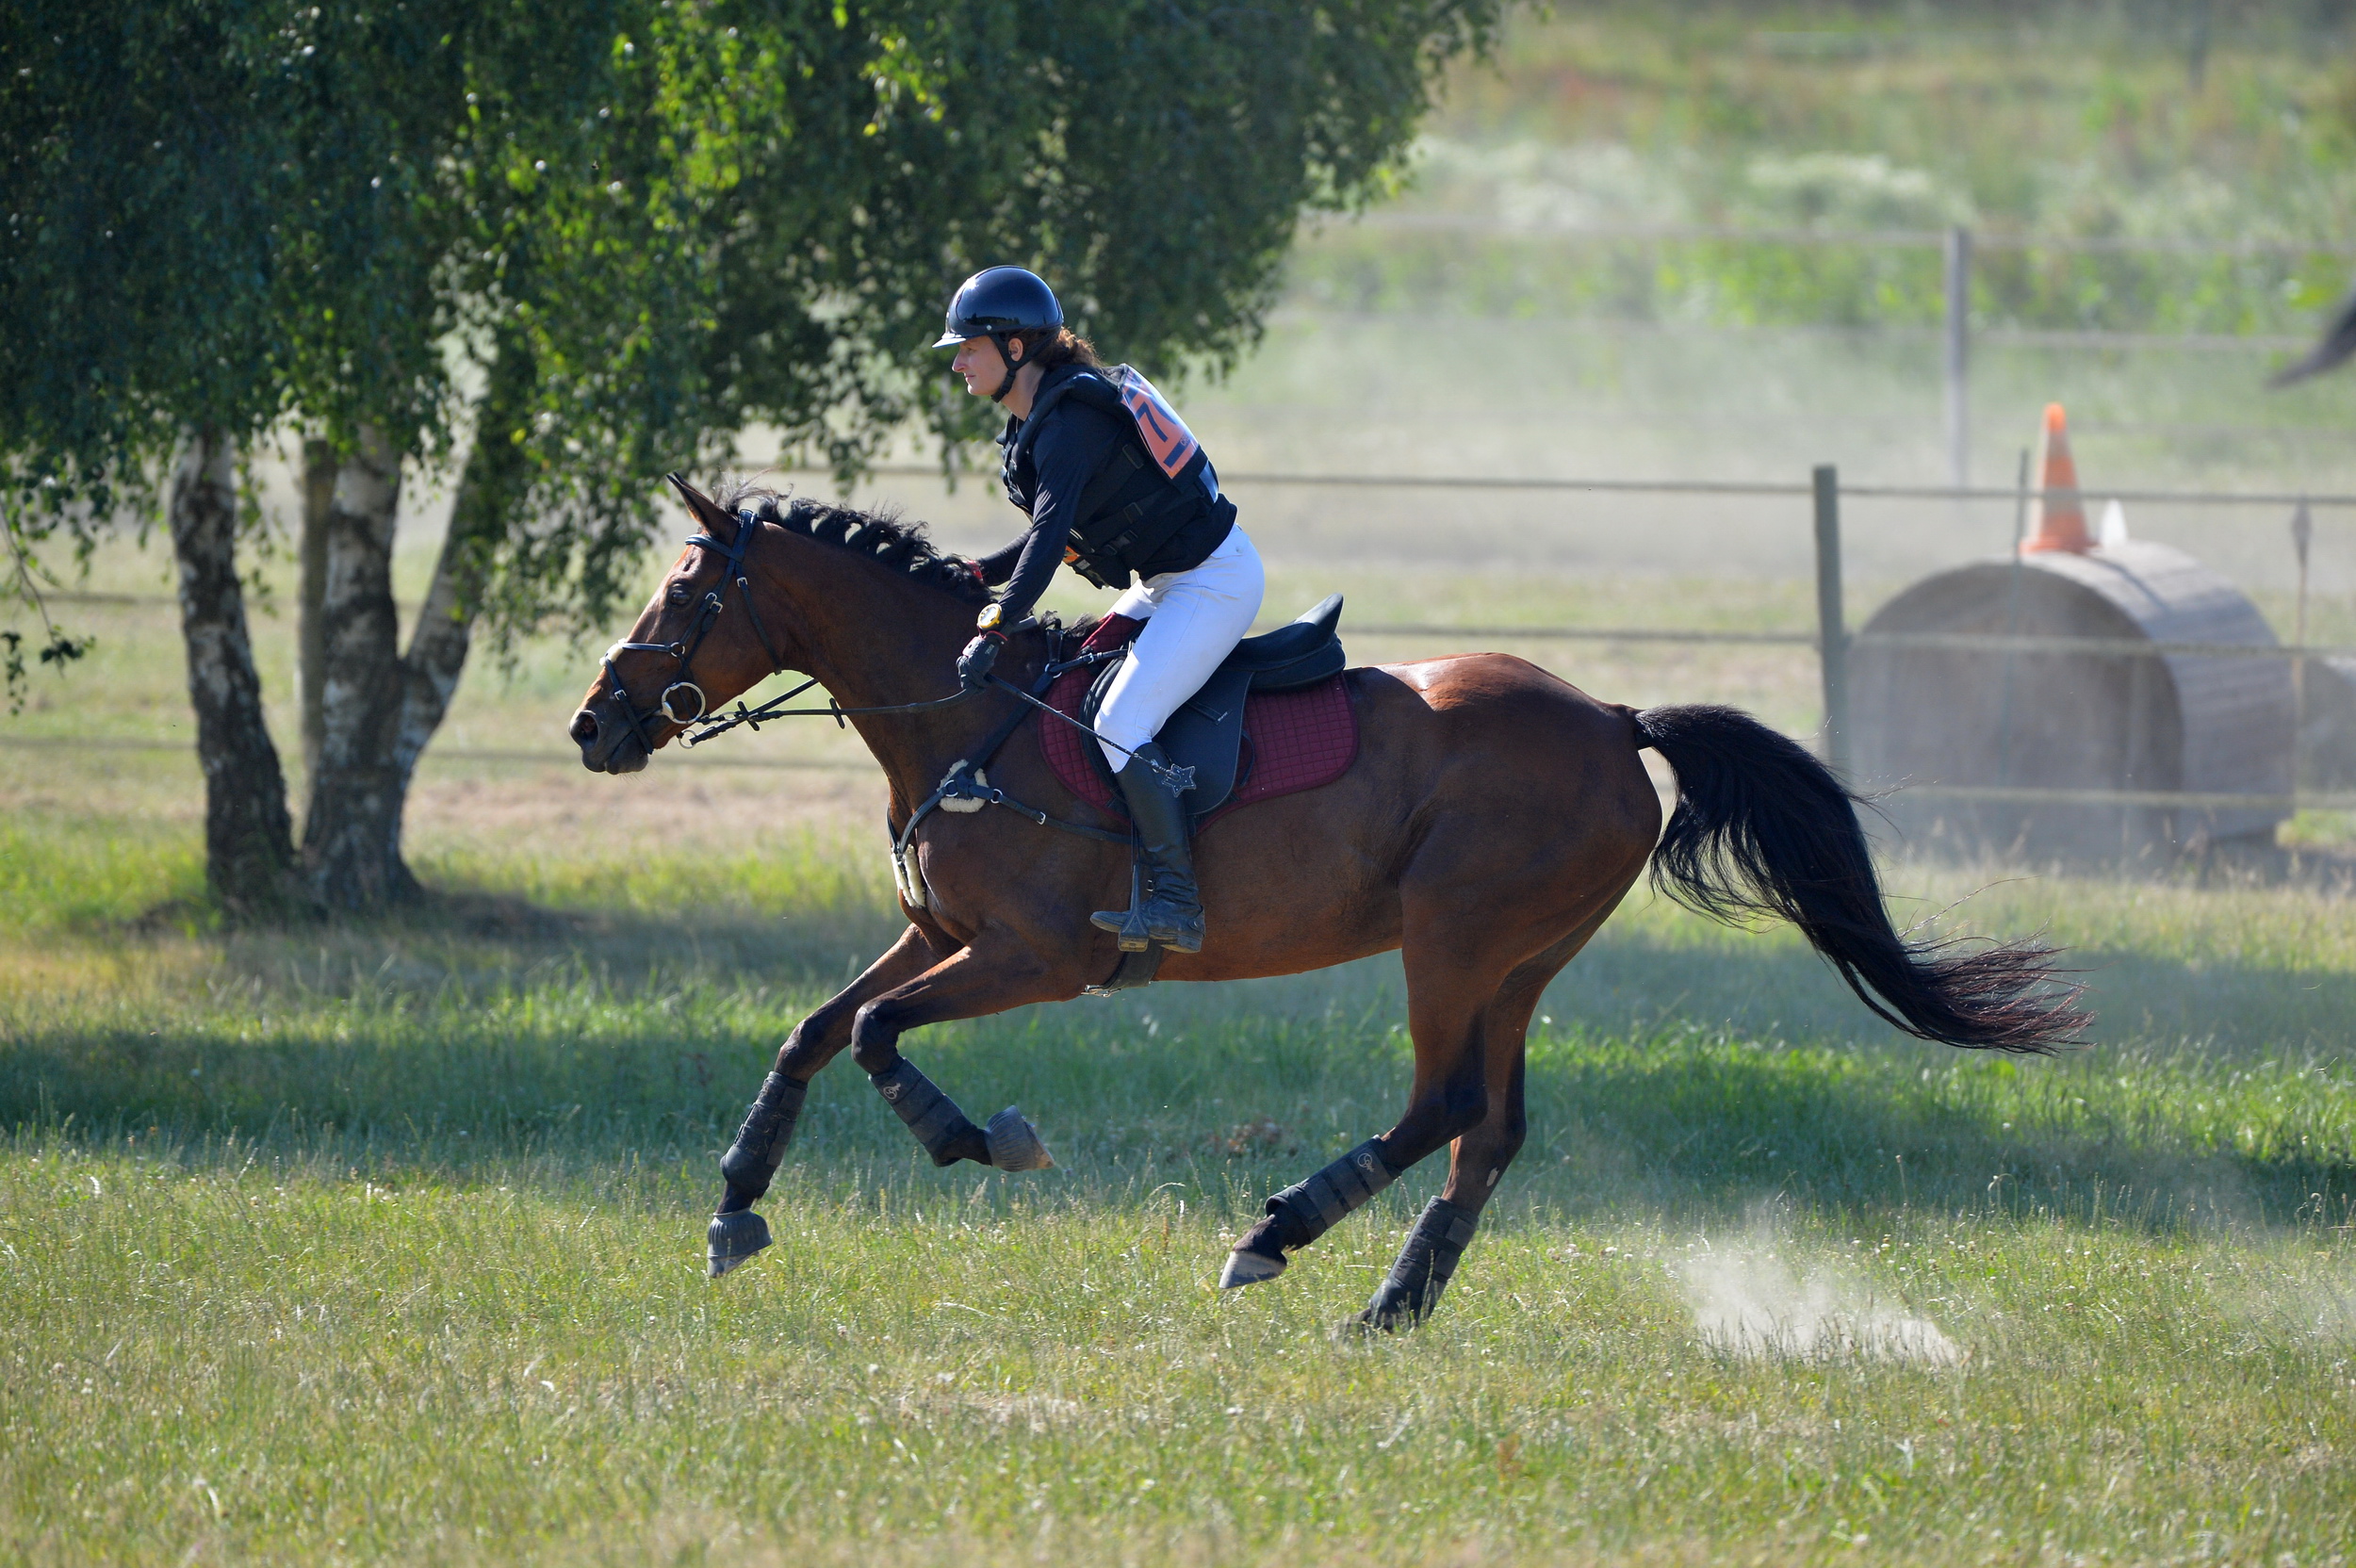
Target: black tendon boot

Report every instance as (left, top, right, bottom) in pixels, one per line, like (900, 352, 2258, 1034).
(708, 1072, 807, 1278)
(1219, 1138, 1398, 1287)
(1358, 1197, 1480, 1331)
(872, 1058, 985, 1166)
(1089, 742, 1203, 954)
(871, 1058, 1055, 1171)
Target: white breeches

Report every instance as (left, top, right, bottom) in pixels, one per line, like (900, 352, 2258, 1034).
(1095, 526, 1266, 770)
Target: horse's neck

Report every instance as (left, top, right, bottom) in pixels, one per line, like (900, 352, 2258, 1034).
(767, 546, 991, 806)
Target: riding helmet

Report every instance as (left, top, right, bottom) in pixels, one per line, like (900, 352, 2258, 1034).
(933, 267, 1063, 350)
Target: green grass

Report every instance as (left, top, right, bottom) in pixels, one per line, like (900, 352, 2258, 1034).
(4, 808, 2354, 1565)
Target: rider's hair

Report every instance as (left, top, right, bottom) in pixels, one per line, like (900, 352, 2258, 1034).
(1011, 326, 1100, 374)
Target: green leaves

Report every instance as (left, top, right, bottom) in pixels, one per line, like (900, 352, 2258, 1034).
(441, 0, 1505, 637)
(3, 0, 1504, 637)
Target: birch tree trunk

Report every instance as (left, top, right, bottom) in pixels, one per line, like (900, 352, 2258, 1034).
(302, 425, 416, 907)
(298, 347, 525, 909)
(167, 426, 300, 916)
(296, 435, 335, 784)
(391, 433, 501, 777)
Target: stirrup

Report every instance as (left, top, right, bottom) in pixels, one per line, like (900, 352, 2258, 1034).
(1089, 859, 1154, 953)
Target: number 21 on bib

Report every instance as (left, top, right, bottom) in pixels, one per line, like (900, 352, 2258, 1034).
(1110, 367, 1219, 500)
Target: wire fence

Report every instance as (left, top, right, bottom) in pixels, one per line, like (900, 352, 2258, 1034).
(1353, 212, 2356, 261)
(27, 464, 2354, 823)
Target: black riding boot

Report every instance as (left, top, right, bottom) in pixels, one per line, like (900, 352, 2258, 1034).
(1089, 742, 1204, 954)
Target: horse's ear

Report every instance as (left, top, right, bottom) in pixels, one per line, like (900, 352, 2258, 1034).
(664, 471, 736, 534)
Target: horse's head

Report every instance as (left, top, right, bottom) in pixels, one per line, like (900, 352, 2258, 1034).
(570, 474, 792, 774)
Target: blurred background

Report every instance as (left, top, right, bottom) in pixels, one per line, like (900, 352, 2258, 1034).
(17, 0, 2356, 884)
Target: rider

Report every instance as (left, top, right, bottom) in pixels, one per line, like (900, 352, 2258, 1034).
(936, 265, 1265, 955)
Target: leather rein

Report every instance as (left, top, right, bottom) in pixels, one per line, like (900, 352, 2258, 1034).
(608, 507, 1195, 799)
(601, 505, 1195, 914)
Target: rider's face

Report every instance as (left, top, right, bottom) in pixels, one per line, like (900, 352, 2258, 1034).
(950, 335, 1020, 396)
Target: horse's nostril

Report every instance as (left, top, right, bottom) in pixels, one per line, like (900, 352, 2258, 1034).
(569, 709, 600, 745)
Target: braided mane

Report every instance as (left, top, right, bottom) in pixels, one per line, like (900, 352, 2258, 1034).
(720, 482, 990, 607)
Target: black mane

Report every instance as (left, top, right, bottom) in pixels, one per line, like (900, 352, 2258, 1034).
(721, 482, 990, 607)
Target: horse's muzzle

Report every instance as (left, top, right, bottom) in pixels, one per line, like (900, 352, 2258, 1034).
(570, 701, 650, 775)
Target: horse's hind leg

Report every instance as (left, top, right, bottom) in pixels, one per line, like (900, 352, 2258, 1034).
(1355, 943, 1565, 1331)
(1352, 882, 1634, 1330)
(1220, 910, 1514, 1290)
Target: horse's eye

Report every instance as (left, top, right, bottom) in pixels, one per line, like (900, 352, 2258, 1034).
(666, 582, 690, 605)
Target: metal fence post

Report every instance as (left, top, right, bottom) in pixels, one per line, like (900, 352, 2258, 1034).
(2292, 497, 2313, 792)
(1995, 447, 2032, 786)
(1812, 464, 1849, 776)
(1944, 225, 1972, 489)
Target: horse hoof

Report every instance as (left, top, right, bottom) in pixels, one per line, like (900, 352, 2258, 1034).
(707, 1209, 772, 1278)
(1219, 1246, 1286, 1289)
(984, 1107, 1055, 1172)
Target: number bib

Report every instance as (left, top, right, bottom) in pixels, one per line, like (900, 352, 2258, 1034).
(1106, 367, 1219, 500)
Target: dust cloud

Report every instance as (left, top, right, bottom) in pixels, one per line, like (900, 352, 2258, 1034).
(1677, 1225, 1963, 1366)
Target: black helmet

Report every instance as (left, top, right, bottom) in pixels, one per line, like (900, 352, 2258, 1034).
(933, 266, 1063, 350)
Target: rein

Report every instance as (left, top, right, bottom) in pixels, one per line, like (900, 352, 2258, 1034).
(604, 507, 993, 754)
(661, 567, 1193, 794)
(681, 675, 979, 746)
(604, 513, 1197, 906)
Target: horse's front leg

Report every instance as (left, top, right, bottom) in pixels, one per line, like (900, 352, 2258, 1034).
(708, 923, 950, 1276)
(848, 942, 1070, 1173)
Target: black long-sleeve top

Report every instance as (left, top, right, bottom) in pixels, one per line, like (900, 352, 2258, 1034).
(977, 391, 1132, 618)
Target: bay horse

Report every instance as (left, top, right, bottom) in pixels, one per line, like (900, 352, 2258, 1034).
(570, 476, 2084, 1331)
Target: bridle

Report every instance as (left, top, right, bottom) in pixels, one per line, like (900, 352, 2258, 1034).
(593, 480, 1190, 796)
(599, 507, 786, 755)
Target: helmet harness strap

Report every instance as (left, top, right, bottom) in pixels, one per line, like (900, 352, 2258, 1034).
(988, 331, 1027, 402)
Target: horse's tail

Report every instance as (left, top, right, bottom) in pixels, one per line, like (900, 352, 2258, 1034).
(1630, 703, 2086, 1054)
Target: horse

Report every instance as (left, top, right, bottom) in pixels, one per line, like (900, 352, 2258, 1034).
(570, 475, 2086, 1331)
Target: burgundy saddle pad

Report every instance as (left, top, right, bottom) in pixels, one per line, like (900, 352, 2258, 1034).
(1039, 614, 1358, 830)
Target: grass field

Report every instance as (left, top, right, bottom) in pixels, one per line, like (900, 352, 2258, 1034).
(9, 346, 2356, 1568)
(6, 769, 2356, 1565)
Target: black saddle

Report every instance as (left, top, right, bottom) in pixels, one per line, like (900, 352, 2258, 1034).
(1080, 594, 1346, 820)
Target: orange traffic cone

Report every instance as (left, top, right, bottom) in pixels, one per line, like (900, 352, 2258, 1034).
(2021, 402, 2091, 554)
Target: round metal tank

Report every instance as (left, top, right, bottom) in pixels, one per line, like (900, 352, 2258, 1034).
(2296, 655, 2356, 792)
(1853, 538, 2294, 862)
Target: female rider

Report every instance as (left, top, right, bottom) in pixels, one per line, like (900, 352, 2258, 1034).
(936, 266, 1264, 955)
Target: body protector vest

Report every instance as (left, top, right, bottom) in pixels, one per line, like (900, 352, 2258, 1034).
(1001, 364, 1235, 591)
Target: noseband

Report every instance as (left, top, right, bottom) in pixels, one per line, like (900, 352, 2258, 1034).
(600, 510, 785, 754)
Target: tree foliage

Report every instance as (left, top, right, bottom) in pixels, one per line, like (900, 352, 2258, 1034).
(7, 0, 1504, 630)
(457, 0, 1510, 637)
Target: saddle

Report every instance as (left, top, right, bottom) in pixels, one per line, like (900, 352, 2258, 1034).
(1078, 594, 1348, 819)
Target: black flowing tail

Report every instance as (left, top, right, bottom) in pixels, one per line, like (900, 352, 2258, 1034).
(1633, 704, 2087, 1054)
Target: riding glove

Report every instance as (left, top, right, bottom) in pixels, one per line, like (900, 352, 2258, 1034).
(956, 632, 1003, 691)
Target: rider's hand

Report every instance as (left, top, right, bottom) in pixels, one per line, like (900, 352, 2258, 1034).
(957, 632, 1004, 691)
